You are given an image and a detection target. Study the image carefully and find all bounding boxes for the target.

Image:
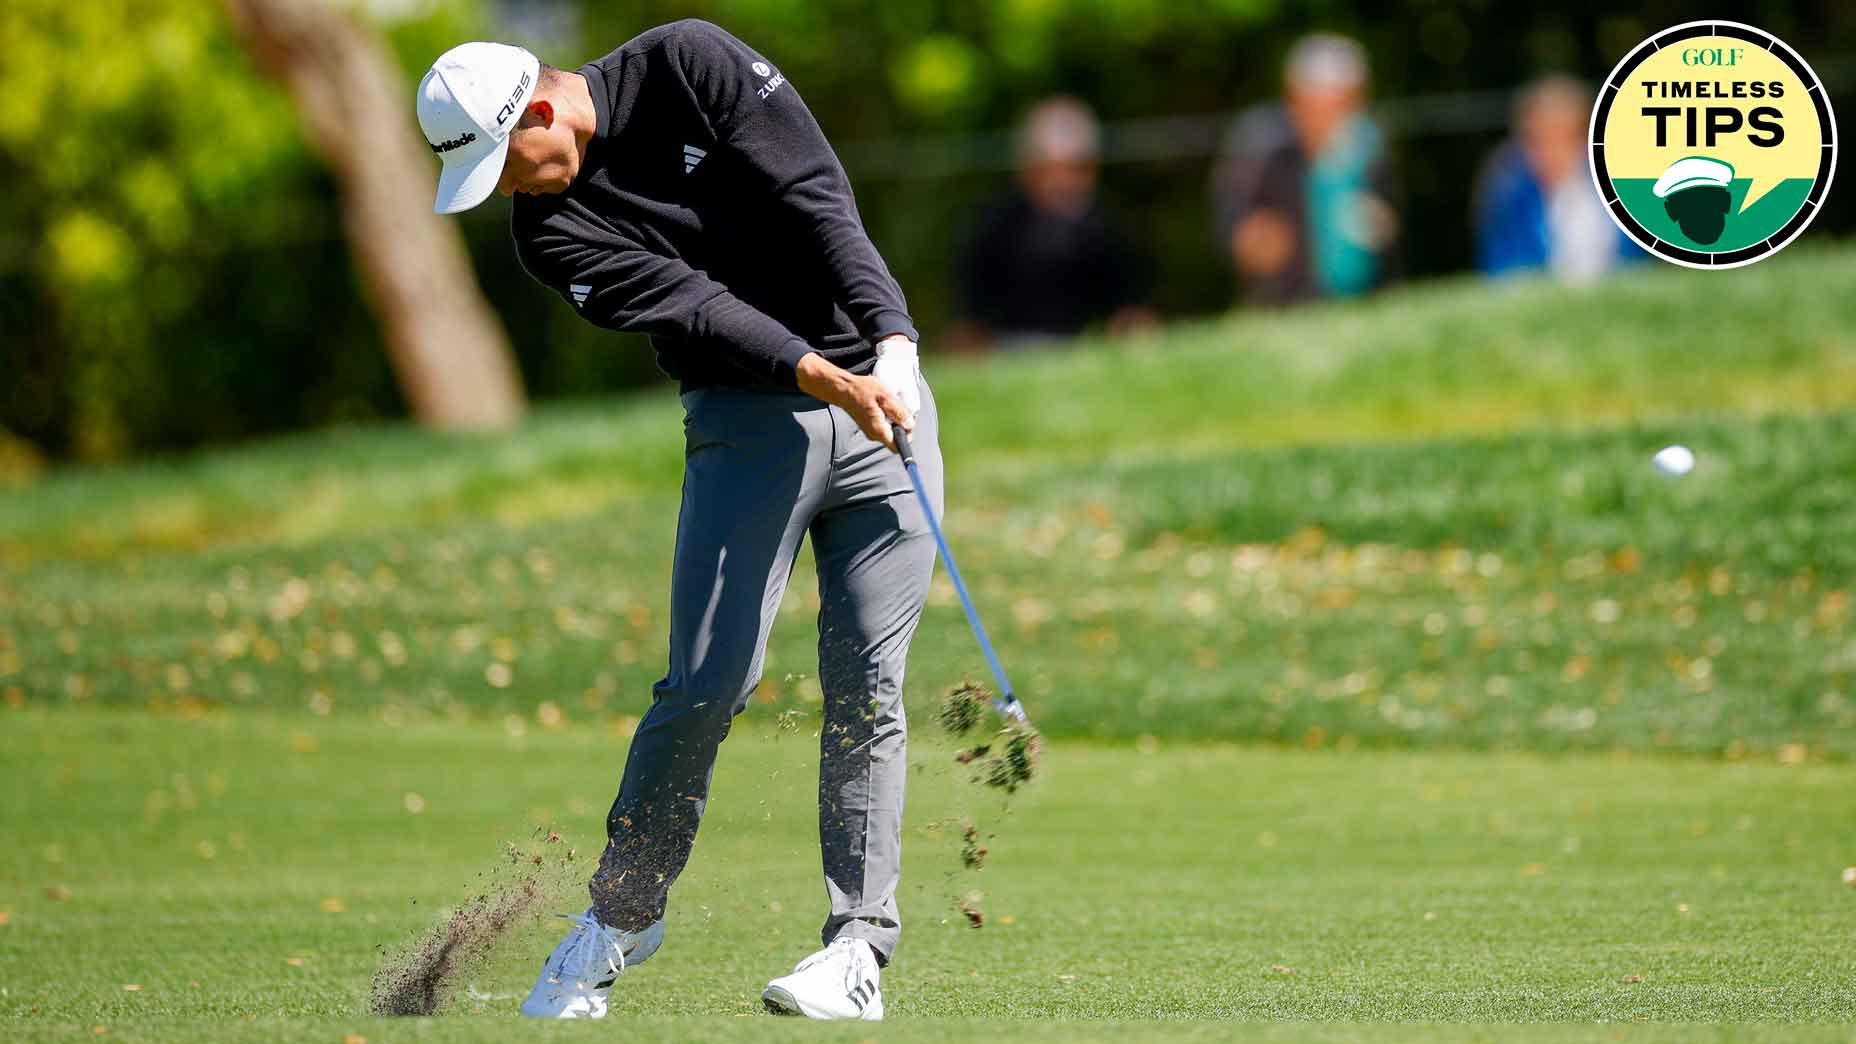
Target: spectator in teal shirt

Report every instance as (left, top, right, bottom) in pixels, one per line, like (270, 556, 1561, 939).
(1210, 34, 1400, 307)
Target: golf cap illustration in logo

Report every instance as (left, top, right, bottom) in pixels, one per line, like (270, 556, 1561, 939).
(417, 42, 541, 214)
(1589, 20, 1836, 269)
(1653, 156, 1735, 244)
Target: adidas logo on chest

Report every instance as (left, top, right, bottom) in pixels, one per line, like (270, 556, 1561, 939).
(682, 144, 706, 174)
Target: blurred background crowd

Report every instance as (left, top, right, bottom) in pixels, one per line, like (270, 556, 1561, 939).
(2, 0, 1852, 463)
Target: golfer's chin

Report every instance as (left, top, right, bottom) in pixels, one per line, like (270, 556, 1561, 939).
(514, 169, 577, 197)
(542, 161, 581, 194)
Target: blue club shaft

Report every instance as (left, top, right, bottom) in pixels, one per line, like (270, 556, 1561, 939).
(892, 425, 1027, 724)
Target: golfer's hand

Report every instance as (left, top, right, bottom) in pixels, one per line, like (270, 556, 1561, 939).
(872, 335, 923, 416)
(795, 351, 913, 451)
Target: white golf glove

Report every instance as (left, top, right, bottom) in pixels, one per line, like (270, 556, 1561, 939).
(872, 335, 922, 417)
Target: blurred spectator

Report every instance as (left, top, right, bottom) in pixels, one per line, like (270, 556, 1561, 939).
(950, 97, 1154, 350)
(1210, 33, 1399, 307)
(1473, 76, 1639, 283)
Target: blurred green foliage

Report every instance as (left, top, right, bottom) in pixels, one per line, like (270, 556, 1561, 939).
(0, 0, 483, 459)
(572, 0, 1289, 131)
(2, 1, 1851, 459)
(2, 0, 300, 457)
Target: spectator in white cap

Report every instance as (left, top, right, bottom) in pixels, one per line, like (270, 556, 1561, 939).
(1210, 32, 1400, 306)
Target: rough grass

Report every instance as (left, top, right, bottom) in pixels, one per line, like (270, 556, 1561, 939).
(2, 710, 1854, 1041)
(5, 247, 1856, 756)
(5, 413, 1856, 754)
(3, 243, 1855, 561)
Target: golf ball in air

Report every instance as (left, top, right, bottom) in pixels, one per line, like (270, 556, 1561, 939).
(1652, 445, 1695, 476)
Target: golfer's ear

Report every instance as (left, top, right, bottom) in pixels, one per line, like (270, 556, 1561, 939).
(522, 99, 554, 129)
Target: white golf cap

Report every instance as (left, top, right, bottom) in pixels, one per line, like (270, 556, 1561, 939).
(416, 42, 541, 214)
(1652, 155, 1734, 199)
(1285, 33, 1368, 90)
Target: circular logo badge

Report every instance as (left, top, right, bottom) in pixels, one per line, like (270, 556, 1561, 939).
(1589, 20, 1837, 269)
(752, 61, 772, 78)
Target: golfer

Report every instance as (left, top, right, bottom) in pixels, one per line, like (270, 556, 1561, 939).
(415, 20, 939, 1022)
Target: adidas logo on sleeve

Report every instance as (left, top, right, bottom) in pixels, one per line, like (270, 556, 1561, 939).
(570, 284, 591, 307)
(683, 144, 706, 174)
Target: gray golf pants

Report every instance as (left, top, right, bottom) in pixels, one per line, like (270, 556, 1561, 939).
(589, 378, 942, 964)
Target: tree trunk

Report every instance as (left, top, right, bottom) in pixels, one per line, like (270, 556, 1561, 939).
(0, 423, 45, 487)
(224, 0, 525, 430)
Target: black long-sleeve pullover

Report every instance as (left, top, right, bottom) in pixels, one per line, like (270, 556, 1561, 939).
(512, 20, 916, 392)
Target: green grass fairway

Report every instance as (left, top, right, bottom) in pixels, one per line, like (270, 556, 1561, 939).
(6, 247, 1856, 1038)
(4, 710, 1855, 1042)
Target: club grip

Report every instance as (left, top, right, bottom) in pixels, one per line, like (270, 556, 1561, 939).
(891, 423, 916, 465)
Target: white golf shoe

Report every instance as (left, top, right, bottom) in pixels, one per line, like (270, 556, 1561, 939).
(518, 908, 664, 1018)
(761, 936, 884, 1020)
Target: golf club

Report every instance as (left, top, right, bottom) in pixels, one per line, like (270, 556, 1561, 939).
(892, 422, 1030, 727)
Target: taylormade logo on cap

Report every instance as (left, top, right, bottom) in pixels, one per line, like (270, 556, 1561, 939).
(416, 41, 541, 214)
(428, 132, 478, 155)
